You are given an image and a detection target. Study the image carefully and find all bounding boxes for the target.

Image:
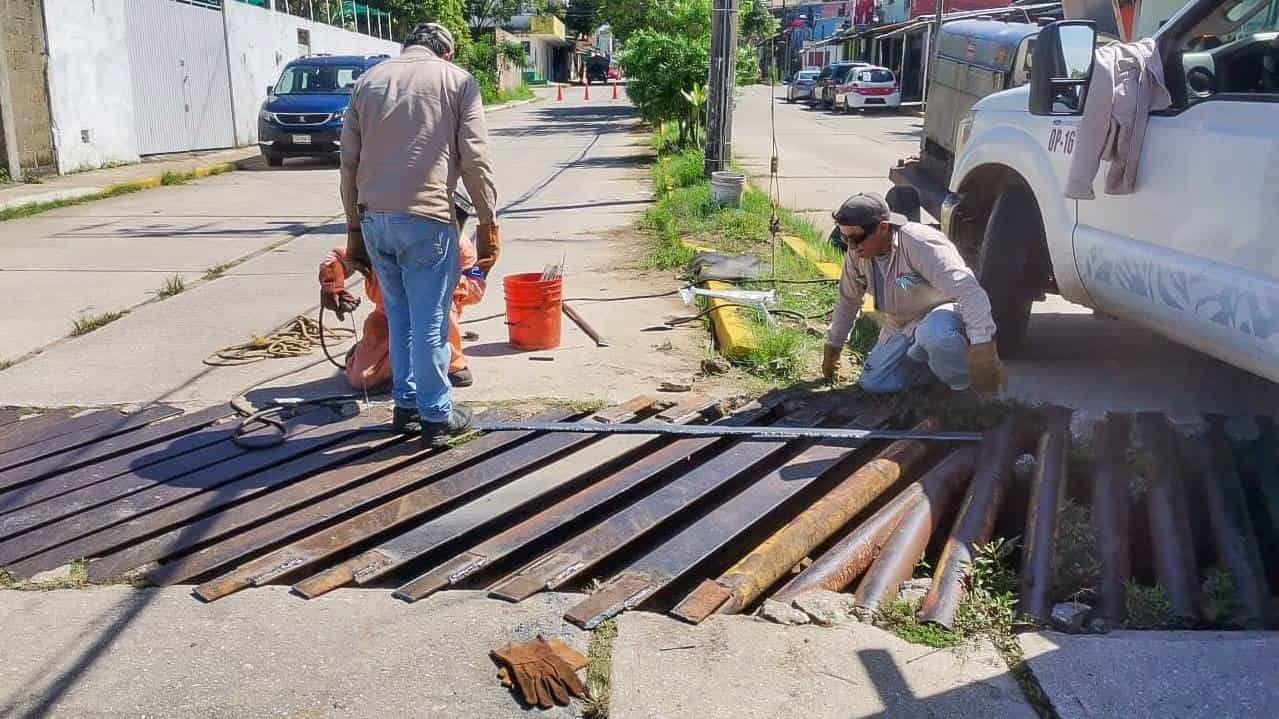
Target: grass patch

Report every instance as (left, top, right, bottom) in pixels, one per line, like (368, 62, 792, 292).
(483, 83, 536, 106)
(638, 146, 850, 384)
(154, 274, 187, 299)
(0, 357, 12, 371)
(1201, 567, 1241, 626)
(1124, 581, 1176, 629)
(0, 183, 145, 222)
(70, 310, 127, 337)
(582, 618, 618, 719)
(160, 171, 190, 186)
(203, 262, 235, 280)
(1053, 498, 1100, 602)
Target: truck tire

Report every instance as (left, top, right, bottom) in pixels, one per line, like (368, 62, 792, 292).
(264, 151, 283, 168)
(977, 185, 1041, 356)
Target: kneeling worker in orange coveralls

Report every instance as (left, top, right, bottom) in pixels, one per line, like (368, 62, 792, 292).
(320, 189, 485, 391)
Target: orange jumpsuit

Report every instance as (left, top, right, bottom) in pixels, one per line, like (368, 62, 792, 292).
(320, 232, 485, 392)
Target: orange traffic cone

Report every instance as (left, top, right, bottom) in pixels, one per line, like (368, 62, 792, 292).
(556, 84, 564, 101)
(611, 81, 619, 100)
(584, 83, 591, 100)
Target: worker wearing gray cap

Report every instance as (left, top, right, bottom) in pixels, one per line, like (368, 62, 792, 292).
(821, 193, 1006, 396)
(340, 22, 500, 445)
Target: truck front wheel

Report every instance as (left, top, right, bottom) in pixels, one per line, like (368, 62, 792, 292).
(977, 186, 1041, 356)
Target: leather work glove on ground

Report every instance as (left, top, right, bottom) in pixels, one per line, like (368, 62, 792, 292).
(821, 344, 845, 384)
(966, 341, 1007, 396)
(475, 222, 501, 273)
(491, 635, 587, 708)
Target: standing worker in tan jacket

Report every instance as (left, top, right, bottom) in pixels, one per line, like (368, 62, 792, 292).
(340, 23, 500, 445)
(821, 193, 1006, 396)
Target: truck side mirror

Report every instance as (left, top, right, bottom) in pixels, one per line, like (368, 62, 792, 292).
(266, 84, 275, 96)
(1029, 21, 1097, 116)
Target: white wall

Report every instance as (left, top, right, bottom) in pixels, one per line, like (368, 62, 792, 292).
(44, 0, 140, 174)
(223, 1, 400, 145)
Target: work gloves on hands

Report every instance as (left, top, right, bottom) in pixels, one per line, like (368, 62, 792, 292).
(966, 341, 1007, 397)
(476, 222, 501, 273)
(345, 226, 371, 274)
(318, 250, 361, 321)
(490, 635, 587, 709)
(821, 344, 845, 384)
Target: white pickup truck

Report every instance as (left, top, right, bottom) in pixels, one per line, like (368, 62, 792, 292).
(942, 0, 1279, 384)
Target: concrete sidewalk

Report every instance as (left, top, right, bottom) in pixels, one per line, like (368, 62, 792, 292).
(0, 587, 588, 719)
(1020, 630, 1279, 718)
(0, 148, 259, 213)
(610, 611, 1036, 719)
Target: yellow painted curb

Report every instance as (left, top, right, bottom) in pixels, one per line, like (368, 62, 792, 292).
(681, 241, 759, 360)
(704, 279, 760, 360)
(780, 234, 878, 317)
(103, 161, 238, 195)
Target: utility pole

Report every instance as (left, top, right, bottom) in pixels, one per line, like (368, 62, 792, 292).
(704, 0, 740, 177)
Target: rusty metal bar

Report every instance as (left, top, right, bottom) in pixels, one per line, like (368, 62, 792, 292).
(44, 428, 409, 583)
(1, 406, 382, 578)
(773, 443, 975, 603)
(1017, 406, 1072, 624)
(852, 447, 978, 613)
(0, 405, 183, 476)
(1196, 417, 1270, 626)
(1090, 413, 1132, 626)
(142, 410, 573, 587)
(1255, 416, 1279, 541)
(192, 397, 659, 602)
(290, 397, 717, 599)
(671, 420, 940, 623)
(471, 421, 983, 444)
(917, 416, 1022, 628)
(0, 406, 240, 514)
(1136, 413, 1200, 623)
(485, 411, 829, 604)
(565, 413, 888, 630)
(393, 404, 769, 603)
(563, 303, 609, 347)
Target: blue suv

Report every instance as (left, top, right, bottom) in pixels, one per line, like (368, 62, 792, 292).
(258, 54, 389, 167)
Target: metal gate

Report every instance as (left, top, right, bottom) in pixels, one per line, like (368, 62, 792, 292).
(124, 0, 235, 155)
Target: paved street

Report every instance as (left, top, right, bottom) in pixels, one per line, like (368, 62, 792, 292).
(733, 84, 1279, 416)
(0, 91, 708, 409)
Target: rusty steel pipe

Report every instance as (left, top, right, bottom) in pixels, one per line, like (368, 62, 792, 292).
(917, 416, 1022, 628)
(1195, 417, 1270, 626)
(772, 440, 978, 604)
(852, 447, 978, 613)
(1091, 413, 1132, 625)
(710, 419, 940, 615)
(562, 303, 609, 347)
(1017, 406, 1072, 624)
(1136, 413, 1200, 623)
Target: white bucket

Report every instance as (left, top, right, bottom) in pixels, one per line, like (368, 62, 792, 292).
(710, 170, 746, 207)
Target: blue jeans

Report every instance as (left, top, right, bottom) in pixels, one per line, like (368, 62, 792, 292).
(360, 212, 460, 423)
(858, 304, 972, 394)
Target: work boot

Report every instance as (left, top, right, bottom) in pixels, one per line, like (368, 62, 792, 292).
(393, 406, 422, 434)
(421, 406, 474, 447)
(449, 367, 474, 387)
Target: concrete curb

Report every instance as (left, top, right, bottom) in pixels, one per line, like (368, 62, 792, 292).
(680, 241, 760, 360)
(0, 156, 251, 216)
(485, 97, 540, 114)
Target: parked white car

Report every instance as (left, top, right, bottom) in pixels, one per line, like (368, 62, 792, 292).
(835, 66, 902, 112)
(942, 0, 1279, 384)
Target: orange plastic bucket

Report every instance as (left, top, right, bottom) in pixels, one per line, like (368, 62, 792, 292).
(503, 272, 563, 350)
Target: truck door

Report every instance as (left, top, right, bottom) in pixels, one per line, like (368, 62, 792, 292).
(1073, 2, 1279, 381)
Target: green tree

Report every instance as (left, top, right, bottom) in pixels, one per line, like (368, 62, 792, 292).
(563, 0, 602, 37)
(619, 0, 712, 144)
(739, 0, 778, 44)
(465, 0, 522, 28)
(386, 0, 473, 60)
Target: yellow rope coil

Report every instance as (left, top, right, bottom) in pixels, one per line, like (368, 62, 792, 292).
(204, 316, 355, 367)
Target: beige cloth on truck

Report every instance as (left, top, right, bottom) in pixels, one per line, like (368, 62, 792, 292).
(1065, 39, 1172, 199)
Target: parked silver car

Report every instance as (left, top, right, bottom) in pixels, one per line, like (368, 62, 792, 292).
(786, 69, 821, 102)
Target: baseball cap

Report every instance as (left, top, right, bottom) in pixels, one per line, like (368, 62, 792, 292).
(832, 192, 907, 227)
(406, 22, 455, 55)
